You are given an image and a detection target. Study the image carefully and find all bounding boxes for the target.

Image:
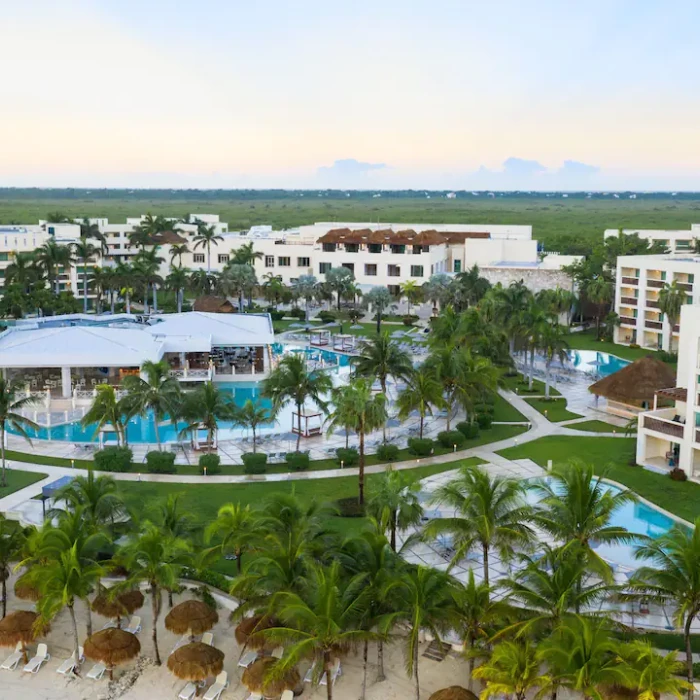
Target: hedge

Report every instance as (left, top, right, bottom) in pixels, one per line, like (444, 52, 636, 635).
(437, 430, 467, 449)
(94, 446, 133, 473)
(408, 438, 434, 456)
(285, 451, 310, 471)
(376, 443, 399, 461)
(146, 451, 177, 474)
(199, 453, 222, 475)
(242, 452, 267, 474)
(336, 447, 359, 467)
(456, 421, 480, 439)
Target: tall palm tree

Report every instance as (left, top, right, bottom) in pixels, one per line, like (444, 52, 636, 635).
(325, 266, 354, 311)
(79, 217, 107, 250)
(169, 243, 189, 268)
(5, 252, 40, 294)
(81, 384, 128, 446)
(205, 503, 259, 574)
(400, 279, 421, 314)
(113, 261, 135, 313)
(261, 353, 332, 451)
(585, 274, 614, 340)
(193, 223, 224, 273)
(0, 379, 38, 487)
(366, 468, 423, 552)
(450, 264, 491, 310)
(256, 561, 371, 700)
(521, 297, 553, 390)
(0, 515, 26, 618)
(631, 517, 700, 698)
(424, 464, 535, 585)
(133, 248, 165, 313)
(72, 238, 99, 312)
(230, 398, 272, 454)
(539, 322, 570, 398)
(122, 360, 181, 450)
(121, 523, 191, 665)
(35, 239, 74, 295)
(89, 267, 111, 314)
(231, 241, 262, 267)
(293, 274, 318, 321)
(165, 266, 190, 313)
(177, 381, 231, 453)
(128, 213, 170, 251)
(659, 280, 688, 352)
(189, 268, 217, 296)
(219, 263, 257, 311)
(396, 366, 443, 439)
(325, 379, 387, 505)
(52, 468, 125, 527)
(493, 280, 532, 356)
(262, 273, 286, 310)
(422, 273, 451, 315)
(363, 286, 394, 333)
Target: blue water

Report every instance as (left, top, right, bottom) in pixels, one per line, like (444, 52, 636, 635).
(566, 350, 630, 378)
(16, 344, 351, 444)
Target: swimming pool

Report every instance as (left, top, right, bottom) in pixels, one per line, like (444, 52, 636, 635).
(566, 350, 630, 378)
(15, 344, 352, 443)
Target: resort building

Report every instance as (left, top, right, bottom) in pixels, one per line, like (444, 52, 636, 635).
(635, 304, 700, 477)
(0, 311, 275, 403)
(604, 223, 700, 253)
(613, 253, 700, 351)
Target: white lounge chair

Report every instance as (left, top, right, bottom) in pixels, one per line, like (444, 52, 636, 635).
(271, 646, 283, 659)
(203, 671, 228, 700)
(237, 650, 257, 668)
(170, 634, 189, 655)
(56, 647, 84, 675)
(320, 659, 342, 686)
(23, 643, 50, 674)
(86, 662, 106, 680)
(201, 632, 213, 646)
(244, 694, 262, 700)
(101, 620, 117, 630)
(280, 691, 294, 700)
(1, 642, 23, 671)
(178, 682, 197, 700)
(124, 615, 141, 634)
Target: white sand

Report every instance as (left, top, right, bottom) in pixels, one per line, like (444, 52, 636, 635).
(0, 572, 471, 700)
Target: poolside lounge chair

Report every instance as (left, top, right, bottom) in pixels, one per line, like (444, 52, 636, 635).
(179, 682, 198, 700)
(170, 634, 189, 655)
(56, 647, 84, 675)
(86, 662, 106, 680)
(320, 659, 342, 686)
(101, 620, 117, 630)
(23, 643, 50, 674)
(1, 643, 23, 671)
(244, 694, 261, 700)
(237, 650, 257, 668)
(201, 632, 213, 646)
(124, 615, 141, 634)
(203, 671, 228, 700)
(280, 691, 294, 700)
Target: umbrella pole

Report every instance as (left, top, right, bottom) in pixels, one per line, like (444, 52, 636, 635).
(109, 664, 114, 681)
(22, 642, 28, 665)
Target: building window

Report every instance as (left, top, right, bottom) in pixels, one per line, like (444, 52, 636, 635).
(0, 253, 8, 261)
(410, 265, 424, 277)
(319, 262, 332, 274)
(387, 285, 401, 297)
(341, 263, 355, 273)
(322, 243, 336, 252)
(218, 254, 229, 264)
(365, 264, 377, 276)
(368, 244, 382, 254)
(193, 253, 205, 263)
(265, 255, 275, 268)
(388, 264, 400, 277)
(390, 244, 406, 254)
(48, 226, 55, 235)
(454, 260, 462, 273)
(690, 274, 695, 283)
(278, 257, 291, 267)
(344, 243, 359, 253)
(297, 257, 310, 267)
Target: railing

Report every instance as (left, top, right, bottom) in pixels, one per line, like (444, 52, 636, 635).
(169, 368, 211, 379)
(673, 324, 680, 333)
(619, 316, 636, 326)
(620, 297, 637, 306)
(643, 416, 684, 439)
(645, 320, 663, 330)
(621, 276, 638, 285)
(696, 429, 700, 445)
(676, 282, 693, 292)
(647, 279, 665, 289)
(646, 300, 660, 309)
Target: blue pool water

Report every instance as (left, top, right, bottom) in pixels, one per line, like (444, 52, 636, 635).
(566, 350, 630, 378)
(17, 344, 351, 444)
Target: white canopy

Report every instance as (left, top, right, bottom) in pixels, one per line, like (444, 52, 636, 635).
(147, 312, 274, 347)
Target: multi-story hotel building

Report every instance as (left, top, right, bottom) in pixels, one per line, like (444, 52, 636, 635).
(605, 224, 700, 253)
(614, 254, 700, 351)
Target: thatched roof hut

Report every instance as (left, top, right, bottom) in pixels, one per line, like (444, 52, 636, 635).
(429, 688, 478, 700)
(167, 642, 224, 681)
(588, 356, 676, 412)
(192, 296, 236, 314)
(165, 600, 219, 637)
(242, 657, 300, 697)
(84, 628, 140, 680)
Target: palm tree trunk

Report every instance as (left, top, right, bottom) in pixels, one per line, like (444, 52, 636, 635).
(126, 291, 131, 314)
(1, 576, 6, 618)
(111, 290, 116, 314)
(143, 284, 149, 314)
(544, 360, 551, 399)
(509, 337, 515, 357)
(381, 379, 387, 441)
(152, 285, 158, 313)
(168, 589, 173, 608)
(361, 639, 368, 700)
(324, 652, 333, 700)
(151, 583, 162, 665)
(377, 640, 385, 682)
(236, 547, 242, 574)
(83, 266, 88, 313)
(468, 639, 475, 690)
(445, 395, 452, 431)
(207, 243, 211, 273)
(252, 425, 257, 454)
(68, 603, 81, 673)
(528, 346, 535, 390)
(358, 428, 366, 505)
(390, 513, 397, 552)
(685, 614, 695, 700)
(414, 641, 421, 700)
(296, 401, 302, 451)
(419, 412, 424, 439)
(376, 311, 381, 334)
(177, 288, 182, 314)
(84, 596, 93, 636)
(482, 543, 489, 586)
(0, 424, 6, 488)
(154, 418, 161, 451)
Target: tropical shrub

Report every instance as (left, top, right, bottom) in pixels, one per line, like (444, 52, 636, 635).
(269, 311, 285, 321)
(335, 447, 359, 467)
(94, 446, 133, 473)
(285, 451, 310, 471)
(318, 310, 336, 323)
(376, 443, 400, 461)
(456, 421, 480, 439)
(289, 307, 306, 319)
(242, 452, 267, 474)
(476, 413, 493, 429)
(146, 450, 176, 474)
(402, 315, 419, 326)
(407, 437, 434, 456)
(199, 453, 221, 475)
(437, 430, 466, 449)
(181, 566, 230, 592)
(335, 496, 365, 517)
(475, 402, 495, 415)
(669, 466, 687, 481)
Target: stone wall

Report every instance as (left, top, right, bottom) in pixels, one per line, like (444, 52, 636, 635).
(480, 266, 574, 294)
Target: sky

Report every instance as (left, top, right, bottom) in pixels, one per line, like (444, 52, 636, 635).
(2, 0, 699, 190)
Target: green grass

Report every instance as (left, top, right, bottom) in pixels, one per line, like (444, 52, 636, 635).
(492, 394, 528, 423)
(0, 468, 48, 498)
(273, 320, 417, 339)
(524, 398, 583, 423)
(501, 373, 560, 397)
(567, 419, 626, 434)
(498, 435, 700, 523)
(567, 330, 661, 362)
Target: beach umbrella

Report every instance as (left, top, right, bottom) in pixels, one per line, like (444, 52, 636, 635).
(0, 610, 45, 664)
(235, 615, 277, 652)
(242, 657, 300, 698)
(83, 628, 140, 680)
(165, 600, 219, 641)
(350, 324, 364, 330)
(167, 642, 224, 682)
(325, 321, 340, 327)
(13, 580, 40, 602)
(92, 589, 144, 628)
(429, 687, 478, 700)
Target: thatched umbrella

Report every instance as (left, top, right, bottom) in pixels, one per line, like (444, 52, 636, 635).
(165, 600, 219, 642)
(429, 688, 478, 700)
(92, 589, 145, 628)
(167, 642, 225, 687)
(0, 610, 44, 664)
(13, 580, 40, 602)
(242, 656, 300, 698)
(235, 615, 277, 652)
(84, 628, 140, 680)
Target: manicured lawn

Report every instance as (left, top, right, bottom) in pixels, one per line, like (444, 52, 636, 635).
(492, 394, 528, 423)
(567, 330, 662, 363)
(0, 468, 48, 499)
(568, 420, 626, 434)
(498, 435, 700, 523)
(274, 320, 421, 339)
(500, 372, 560, 397)
(525, 398, 583, 423)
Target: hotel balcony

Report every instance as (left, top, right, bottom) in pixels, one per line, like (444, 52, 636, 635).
(620, 296, 637, 306)
(645, 320, 663, 330)
(647, 279, 666, 289)
(619, 316, 636, 326)
(621, 276, 638, 286)
(642, 409, 685, 440)
(646, 300, 660, 309)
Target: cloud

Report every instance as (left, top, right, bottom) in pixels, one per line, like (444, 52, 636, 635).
(557, 160, 600, 177)
(502, 157, 547, 176)
(316, 158, 387, 185)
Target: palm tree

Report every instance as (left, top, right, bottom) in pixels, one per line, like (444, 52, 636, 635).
(72, 238, 99, 312)
(585, 274, 614, 340)
(617, 640, 691, 700)
(52, 468, 125, 527)
(325, 379, 387, 505)
(0, 515, 26, 618)
(366, 468, 423, 552)
(165, 266, 190, 313)
(205, 503, 259, 574)
(114, 261, 135, 313)
(231, 241, 262, 267)
(493, 280, 532, 356)
(89, 267, 112, 314)
(122, 360, 181, 450)
(262, 273, 286, 310)
(79, 217, 107, 250)
(631, 517, 700, 698)
(133, 248, 165, 313)
(189, 268, 217, 296)
(219, 263, 257, 311)
(400, 280, 421, 315)
(81, 384, 128, 446)
(193, 223, 224, 273)
(396, 366, 443, 439)
(35, 239, 74, 295)
(422, 273, 451, 315)
(177, 381, 232, 453)
(261, 353, 332, 451)
(539, 322, 570, 398)
(230, 398, 272, 454)
(363, 286, 394, 333)
(521, 297, 552, 389)
(155, 493, 194, 540)
(659, 280, 688, 352)
(256, 561, 371, 700)
(121, 523, 191, 665)
(4, 252, 40, 294)
(354, 332, 413, 398)
(424, 464, 534, 585)
(0, 379, 38, 487)
(473, 639, 550, 700)
(169, 243, 189, 268)
(128, 213, 170, 252)
(325, 266, 354, 311)
(293, 274, 318, 321)
(450, 264, 491, 310)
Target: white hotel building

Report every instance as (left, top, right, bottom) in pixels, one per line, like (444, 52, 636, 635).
(0, 216, 579, 306)
(604, 223, 700, 253)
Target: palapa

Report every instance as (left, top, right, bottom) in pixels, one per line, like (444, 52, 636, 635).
(167, 642, 225, 682)
(242, 656, 300, 697)
(92, 589, 145, 624)
(0, 610, 44, 663)
(235, 615, 276, 651)
(165, 600, 219, 638)
(429, 687, 479, 700)
(14, 580, 40, 602)
(84, 628, 140, 680)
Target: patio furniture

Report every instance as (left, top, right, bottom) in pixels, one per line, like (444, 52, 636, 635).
(86, 662, 106, 680)
(23, 643, 50, 674)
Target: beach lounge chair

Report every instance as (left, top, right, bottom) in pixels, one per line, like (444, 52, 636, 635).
(280, 692, 294, 700)
(124, 615, 141, 634)
(23, 643, 50, 674)
(179, 682, 197, 700)
(238, 650, 257, 668)
(86, 662, 106, 680)
(1, 642, 23, 671)
(271, 646, 283, 659)
(101, 620, 117, 630)
(320, 659, 342, 686)
(203, 671, 228, 700)
(201, 632, 213, 646)
(56, 647, 84, 675)
(244, 694, 261, 700)
(170, 634, 189, 655)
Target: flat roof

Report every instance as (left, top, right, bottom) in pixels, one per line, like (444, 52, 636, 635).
(146, 312, 274, 347)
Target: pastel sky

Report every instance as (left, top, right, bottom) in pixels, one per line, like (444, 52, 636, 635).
(2, 0, 699, 189)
